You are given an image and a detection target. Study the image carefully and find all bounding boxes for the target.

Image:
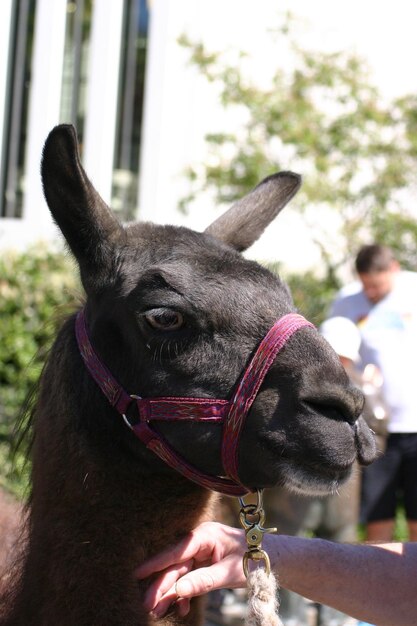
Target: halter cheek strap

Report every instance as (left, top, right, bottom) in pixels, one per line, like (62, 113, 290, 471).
(75, 309, 314, 496)
(221, 313, 314, 484)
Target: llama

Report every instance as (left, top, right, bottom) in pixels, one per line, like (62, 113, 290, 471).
(0, 125, 376, 626)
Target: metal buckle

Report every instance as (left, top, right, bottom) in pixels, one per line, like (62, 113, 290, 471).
(122, 394, 142, 430)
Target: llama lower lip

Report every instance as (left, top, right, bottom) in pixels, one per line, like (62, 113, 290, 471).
(280, 461, 351, 496)
(260, 425, 356, 474)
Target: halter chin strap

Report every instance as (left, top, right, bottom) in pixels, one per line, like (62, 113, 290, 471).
(75, 309, 314, 496)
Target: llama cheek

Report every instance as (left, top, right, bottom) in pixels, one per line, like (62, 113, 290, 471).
(153, 422, 225, 476)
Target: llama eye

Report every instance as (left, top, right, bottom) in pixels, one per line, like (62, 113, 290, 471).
(144, 309, 184, 331)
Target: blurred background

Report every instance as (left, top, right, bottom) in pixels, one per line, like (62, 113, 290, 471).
(1, 0, 417, 527)
(2, 0, 417, 267)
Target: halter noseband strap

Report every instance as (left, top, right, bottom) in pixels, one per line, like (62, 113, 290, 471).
(75, 309, 314, 496)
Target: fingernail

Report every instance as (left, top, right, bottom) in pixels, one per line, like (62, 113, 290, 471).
(176, 579, 192, 597)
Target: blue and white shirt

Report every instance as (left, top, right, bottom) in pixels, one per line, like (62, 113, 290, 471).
(330, 271, 417, 433)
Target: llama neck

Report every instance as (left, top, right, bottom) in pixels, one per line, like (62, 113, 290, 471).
(3, 320, 217, 625)
(7, 452, 215, 626)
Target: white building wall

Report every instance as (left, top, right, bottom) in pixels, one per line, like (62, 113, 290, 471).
(22, 0, 68, 242)
(83, 0, 124, 204)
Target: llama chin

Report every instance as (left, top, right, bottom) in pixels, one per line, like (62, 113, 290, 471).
(278, 461, 353, 497)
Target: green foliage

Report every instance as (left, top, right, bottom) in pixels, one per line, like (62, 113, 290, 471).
(372, 211, 417, 271)
(285, 271, 339, 327)
(0, 246, 80, 497)
(266, 262, 339, 326)
(179, 16, 417, 276)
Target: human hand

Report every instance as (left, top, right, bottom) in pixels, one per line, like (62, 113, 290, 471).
(135, 522, 248, 618)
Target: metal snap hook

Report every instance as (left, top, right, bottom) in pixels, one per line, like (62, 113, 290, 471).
(243, 548, 272, 577)
(239, 488, 277, 579)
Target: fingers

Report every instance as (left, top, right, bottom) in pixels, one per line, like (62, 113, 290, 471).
(149, 568, 215, 619)
(135, 522, 220, 580)
(136, 522, 248, 619)
(149, 557, 245, 619)
(143, 560, 195, 612)
(176, 597, 190, 617)
(174, 555, 246, 595)
(175, 569, 217, 597)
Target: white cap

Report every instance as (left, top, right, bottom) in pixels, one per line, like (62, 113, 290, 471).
(319, 316, 361, 362)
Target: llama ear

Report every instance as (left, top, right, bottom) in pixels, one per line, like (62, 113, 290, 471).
(41, 125, 123, 277)
(205, 172, 301, 252)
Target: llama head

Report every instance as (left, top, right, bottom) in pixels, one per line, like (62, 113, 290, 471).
(41, 125, 375, 496)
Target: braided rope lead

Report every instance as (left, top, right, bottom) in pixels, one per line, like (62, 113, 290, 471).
(239, 491, 283, 626)
(246, 568, 283, 626)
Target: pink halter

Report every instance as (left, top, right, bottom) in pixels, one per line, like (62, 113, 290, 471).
(75, 309, 314, 496)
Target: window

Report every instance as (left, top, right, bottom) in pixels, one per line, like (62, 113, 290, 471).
(112, 0, 149, 220)
(60, 0, 93, 148)
(0, 0, 37, 219)
(0, 0, 150, 223)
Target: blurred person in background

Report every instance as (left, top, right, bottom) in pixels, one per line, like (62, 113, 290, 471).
(330, 244, 417, 542)
(320, 316, 389, 456)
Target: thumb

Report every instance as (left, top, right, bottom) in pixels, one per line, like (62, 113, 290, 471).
(151, 571, 216, 619)
(152, 559, 245, 618)
(176, 570, 216, 598)
(175, 555, 244, 598)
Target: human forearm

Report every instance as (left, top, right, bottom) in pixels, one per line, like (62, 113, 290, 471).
(136, 522, 417, 625)
(269, 534, 417, 626)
